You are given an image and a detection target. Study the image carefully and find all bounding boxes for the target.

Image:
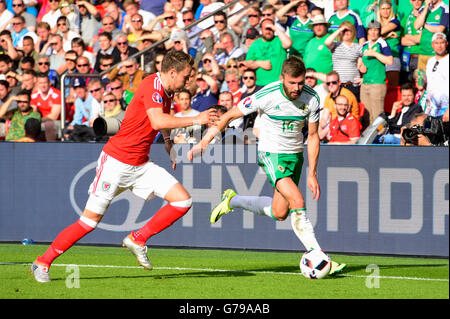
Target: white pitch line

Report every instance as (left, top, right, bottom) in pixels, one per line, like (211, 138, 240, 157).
(2, 262, 449, 282)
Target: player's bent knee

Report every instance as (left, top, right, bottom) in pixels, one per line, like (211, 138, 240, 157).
(85, 194, 111, 216)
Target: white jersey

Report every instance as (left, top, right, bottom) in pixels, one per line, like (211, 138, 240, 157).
(238, 81, 320, 153)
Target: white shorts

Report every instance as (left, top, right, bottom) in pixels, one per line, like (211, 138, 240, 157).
(386, 57, 401, 72)
(86, 151, 178, 214)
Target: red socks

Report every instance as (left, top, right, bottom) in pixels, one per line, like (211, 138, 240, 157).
(37, 219, 95, 267)
(131, 203, 191, 245)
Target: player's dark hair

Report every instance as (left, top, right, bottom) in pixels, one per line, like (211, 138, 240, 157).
(281, 56, 306, 78)
(161, 50, 194, 73)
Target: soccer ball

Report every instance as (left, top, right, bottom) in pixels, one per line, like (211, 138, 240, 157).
(300, 249, 331, 279)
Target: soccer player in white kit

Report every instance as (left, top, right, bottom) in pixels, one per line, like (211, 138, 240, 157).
(188, 56, 346, 275)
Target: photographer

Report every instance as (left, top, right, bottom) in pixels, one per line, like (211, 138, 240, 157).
(401, 113, 449, 146)
(380, 82, 423, 144)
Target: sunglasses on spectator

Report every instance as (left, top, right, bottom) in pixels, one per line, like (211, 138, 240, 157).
(305, 76, 315, 80)
(132, 19, 142, 22)
(12, 22, 23, 25)
(227, 65, 238, 69)
(243, 76, 255, 80)
(38, 62, 50, 66)
(164, 16, 175, 20)
(202, 59, 211, 64)
(326, 80, 339, 86)
(183, 18, 193, 23)
(117, 41, 128, 46)
(65, 58, 76, 62)
(104, 99, 117, 103)
(103, 22, 114, 26)
(12, 4, 24, 7)
(17, 100, 29, 104)
(90, 87, 101, 93)
(248, 14, 259, 18)
(77, 63, 89, 67)
(102, 63, 113, 67)
(110, 86, 121, 91)
(57, 23, 66, 26)
(124, 64, 134, 68)
(214, 20, 225, 24)
(262, 13, 273, 17)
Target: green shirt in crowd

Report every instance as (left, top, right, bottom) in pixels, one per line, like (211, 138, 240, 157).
(361, 38, 393, 84)
(5, 110, 41, 141)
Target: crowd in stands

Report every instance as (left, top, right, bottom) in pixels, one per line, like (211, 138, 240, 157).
(0, 0, 448, 145)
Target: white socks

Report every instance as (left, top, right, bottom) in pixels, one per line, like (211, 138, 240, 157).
(229, 195, 273, 218)
(229, 195, 321, 251)
(290, 208, 321, 251)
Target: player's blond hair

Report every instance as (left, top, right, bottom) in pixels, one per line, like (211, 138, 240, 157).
(281, 56, 306, 78)
(161, 50, 194, 73)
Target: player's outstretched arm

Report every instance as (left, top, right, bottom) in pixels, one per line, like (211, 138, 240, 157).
(306, 121, 321, 200)
(188, 106, 245, 161)
(147, 107, 218, 130)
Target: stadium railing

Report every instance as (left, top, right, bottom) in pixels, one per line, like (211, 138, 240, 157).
(59, 0, 264, 140)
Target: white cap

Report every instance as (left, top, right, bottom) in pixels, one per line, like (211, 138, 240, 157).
(432, 32, 447, 42)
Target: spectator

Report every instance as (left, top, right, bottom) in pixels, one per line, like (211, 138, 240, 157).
(0, 79, 10, 105)
(323, 70, 360, 120)
(18, 35, 38, 67)
(166, 27, 191, 55)
(122, 0, 156, 31)
(18, 55, 35, 73)
(108, 57, 146, 94)
(92, 15, 120, 52)
(182, 9, 203, 54)
(126, 13, 145, 47)
(55, 15, 79, 52)
(242, 27, 260, 53)
(328, 0, 366, 44)
(75, 56, 94, 82)
(109, 77, 128, 110)
(0, 30, 20, 62)
(10, 15, 38, 48)
(304, 15, 332, 80)
(41, 0, 61, 29)
(424, 32, 449, 119)
(244, 18, 291, 87)
(145, 9, 178, 40)
(45, 33, 65, 73)
(414, 0, 449, 70)
(94, 31, 121, 72)
(240, 68, 263, 130)
(0, 0, 14, 30)
(35, 22, 51, 55)
(105, 1, 126, 31)
(211, 11, 239, 48)
(214, 32, 245, 68)
(59, 0, 80, 33)
(31, 72, 61, 123)
(20, 68, 36, 92)
(218, 90, 243, 131)
(276, 0, 313, 59)
(0, 53, 12, 75)
(166, 0, 191, 28)
(413, 68, 427, 111)
(196, 0, 224, 30)
(377, 0, 401, 87)
(12, 117, 41, 142)
(0, 89, 41, 141)
(327, 95, 362, 144)
(87, 79, 104, 122)
(149, 51, 164, 74)
(171, 88, 201, 144)
(11, 0, 36, 32)
(60, 49, 78, 102)
(224, 69, 244, 106)
(379, 82, 423, 144)
(71, 37, 95, 68)
(359, 20, 393, 129)
(102, 90, 124, 121)
(400, 0, 424, 83)
(229, 5, 261, 39)
(324, 21, 363, 100)
(76, 0, 102, 48)
(115, 32, 138, 61)
(36, 54, 60, 89)
(191, 70, 218, 112)
(199, 52, 222, 81)
(98, 53, 114, 84)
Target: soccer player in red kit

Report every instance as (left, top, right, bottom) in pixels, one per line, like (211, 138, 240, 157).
(31, 50, 218, 282)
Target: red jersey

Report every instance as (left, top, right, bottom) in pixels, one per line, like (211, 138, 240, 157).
(103, 73, 172, 166)
(31, 88, 61, 119)
(328, 113, 362, 143)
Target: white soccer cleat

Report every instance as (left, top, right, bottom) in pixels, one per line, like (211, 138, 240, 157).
(122, 235, 153, 270)
(30, 260, 51, 283)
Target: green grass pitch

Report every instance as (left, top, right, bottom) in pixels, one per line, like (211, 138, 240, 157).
(0, 243, 448, 300)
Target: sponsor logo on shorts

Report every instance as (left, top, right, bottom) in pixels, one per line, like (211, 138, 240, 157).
(277, 165, 285, 173)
